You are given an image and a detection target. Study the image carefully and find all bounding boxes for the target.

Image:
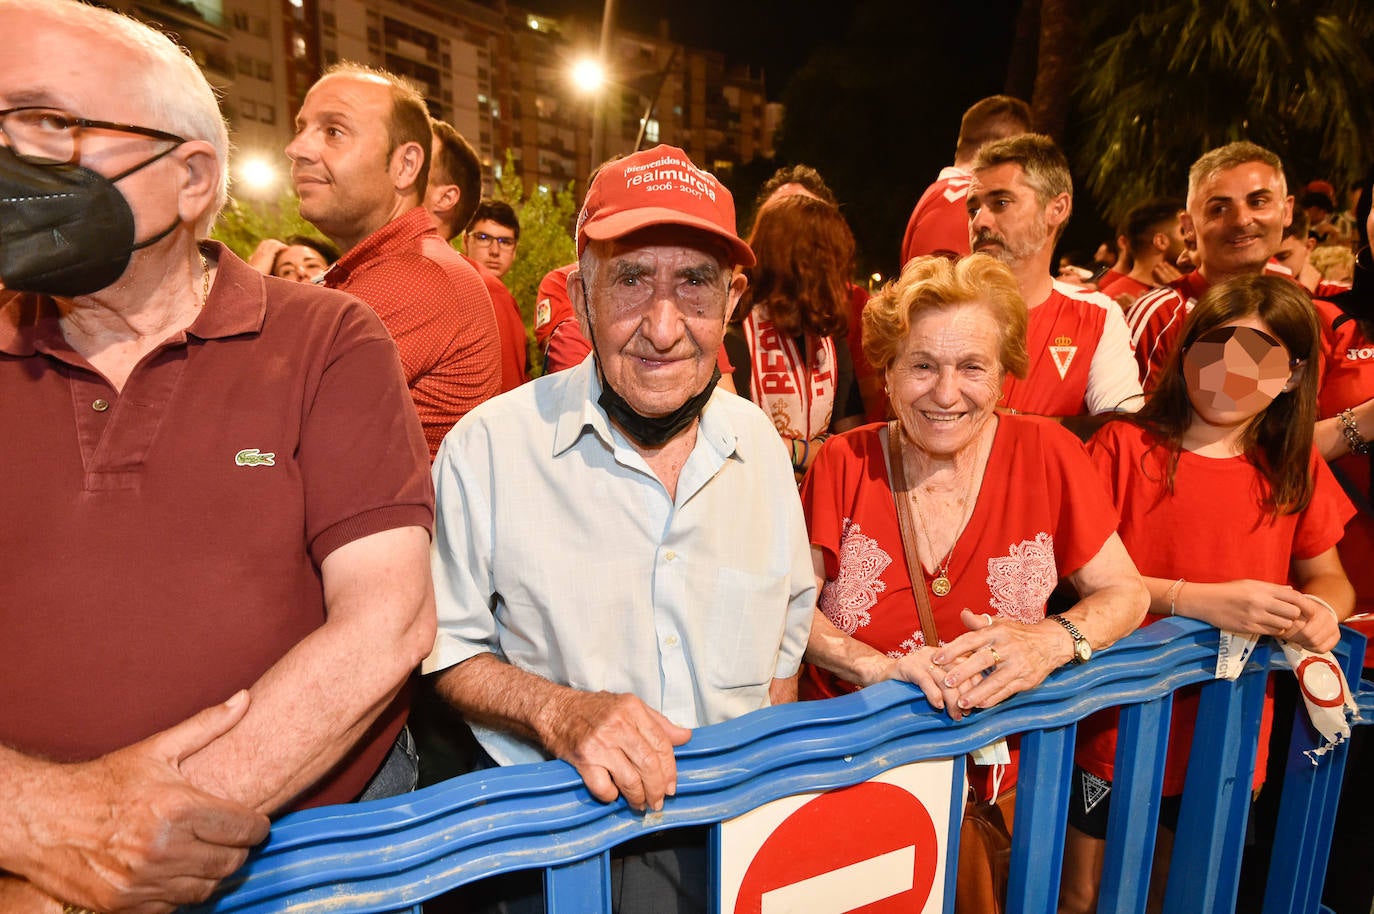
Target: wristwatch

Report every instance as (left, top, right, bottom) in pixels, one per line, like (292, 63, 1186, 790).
(1051, 615, 1092, 664)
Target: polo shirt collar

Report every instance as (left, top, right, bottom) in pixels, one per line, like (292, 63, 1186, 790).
(551, 354, 739, 461)
(0, 241, 263, 356)
(186, 241, 267, 340)
(324, 207, 433, 288)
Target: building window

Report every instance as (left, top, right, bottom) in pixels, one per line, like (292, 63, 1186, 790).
(235, 53, 253, 75)
(259, 104, 276, 125)
(255, 61, 272, 82)
(240, 99, 258, 120)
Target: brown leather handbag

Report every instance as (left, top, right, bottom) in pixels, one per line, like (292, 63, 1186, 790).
(887, 421, 1015, 914)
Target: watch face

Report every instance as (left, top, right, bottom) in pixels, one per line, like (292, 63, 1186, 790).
(1075, 640, 1092, 662)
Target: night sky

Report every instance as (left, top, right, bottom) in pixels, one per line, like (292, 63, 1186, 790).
(529, 0, 871, 99)
(520, 0, 1073, 274)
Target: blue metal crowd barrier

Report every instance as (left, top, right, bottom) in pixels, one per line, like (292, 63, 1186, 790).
(193, 618, 1371, 914)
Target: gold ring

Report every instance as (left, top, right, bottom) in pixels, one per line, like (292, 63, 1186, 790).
(988, 645, 1002, 665)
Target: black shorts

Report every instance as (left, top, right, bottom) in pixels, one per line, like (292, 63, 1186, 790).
(1066, 764, 1182, 840)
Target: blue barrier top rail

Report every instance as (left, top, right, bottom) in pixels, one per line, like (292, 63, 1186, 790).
(194, 618, 1370, 914)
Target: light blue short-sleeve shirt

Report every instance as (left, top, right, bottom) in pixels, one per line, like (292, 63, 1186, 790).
(423, 356, 816, 767)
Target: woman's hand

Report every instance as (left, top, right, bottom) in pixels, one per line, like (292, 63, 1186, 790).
(933, 609, 1073, 710)
(889, 646, 981, 721)
(1174, 579, 1307, 637)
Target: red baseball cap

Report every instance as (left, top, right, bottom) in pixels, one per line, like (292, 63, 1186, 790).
(576, 145, 755, 266)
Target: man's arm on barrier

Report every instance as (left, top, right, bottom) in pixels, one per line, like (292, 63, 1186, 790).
(433, 654, 691, 812)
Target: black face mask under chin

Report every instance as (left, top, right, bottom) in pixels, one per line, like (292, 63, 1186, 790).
(597, 363, 721, 449)
(0, 143, 182, 297)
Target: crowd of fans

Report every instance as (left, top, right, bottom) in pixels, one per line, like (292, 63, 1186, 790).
(1, 3, 1371, 913)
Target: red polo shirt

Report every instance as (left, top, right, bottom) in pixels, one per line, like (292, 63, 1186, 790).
(460, 251, 528, 393)
(327, 207, 502, 457)
(0, 243, 433, 811)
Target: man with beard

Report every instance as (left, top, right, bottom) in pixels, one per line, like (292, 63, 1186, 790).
(423, 145, 815, 912)
(1099, 198, 1187, 305)
(966, 134, 1143, 424)
(1125, 142, 1292, 390)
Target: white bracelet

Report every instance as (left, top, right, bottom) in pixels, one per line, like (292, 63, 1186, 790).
(1303, 593, 1339, 619)
(1165, 577, 1186, 616)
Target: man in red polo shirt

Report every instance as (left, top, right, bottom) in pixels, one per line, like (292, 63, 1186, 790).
(0, 3, 437, 911)
(289, 64, 502, 457)
(967, 134, 1143, 427)
(425, 118, 529, 392)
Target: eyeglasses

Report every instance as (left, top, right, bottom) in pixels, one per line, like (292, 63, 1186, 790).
(467, 231, 517, 250)
(0, 106, 185, 166)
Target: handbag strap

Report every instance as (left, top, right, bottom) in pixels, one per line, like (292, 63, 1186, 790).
(886, 420, 941, 648)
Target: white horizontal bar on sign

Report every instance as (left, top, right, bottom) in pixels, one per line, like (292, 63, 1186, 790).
(759, 845, 916, 914)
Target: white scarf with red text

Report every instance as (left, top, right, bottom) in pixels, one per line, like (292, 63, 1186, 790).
(743, 310, 837, 441)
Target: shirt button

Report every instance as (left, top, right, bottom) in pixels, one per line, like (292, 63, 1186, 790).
(664, 634, 680, 647)
(664, 550, 677, 562)
(91, 398, 110, 412)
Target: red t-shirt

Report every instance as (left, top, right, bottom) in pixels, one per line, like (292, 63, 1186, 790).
(0, 244, 434, 810)
(1314, 297, 1374, 635)
(532, 262, 589, 374)
(1124, 271, 1208, 391)
(461, 252, 528, 393)
(800, 418, 1119, 795)
(999, 283, 1138, 417)
(1098, 273, 1152, 303)
(327, 207, 502, 457)
(900, 166, 973, 265)
(844, 283, 888, 422)
(1077, 421, 1355, 793)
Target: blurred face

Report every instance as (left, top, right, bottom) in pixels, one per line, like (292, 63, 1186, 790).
(1184, 316, 1296, 431)
(465, 218, 518, 277)
(572, 228, 745, 419)
(1185, 162, 1291, 278)
(286, 74, 398, 248)
(273, 244, 328, 283)
(885, 302, 1005, 460)
(967, 163, 1056, 267)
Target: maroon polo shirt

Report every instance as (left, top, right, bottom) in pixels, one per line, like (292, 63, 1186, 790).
(326, 207, 502, 457)
(0, 243, 433, 811)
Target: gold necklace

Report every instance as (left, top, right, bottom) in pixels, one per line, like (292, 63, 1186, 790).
(908, 459, 975, 598)
(198, 252, 210, 307)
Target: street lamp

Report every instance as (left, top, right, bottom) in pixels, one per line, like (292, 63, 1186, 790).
(570, 58, 605, 94)
(236, 154, 280, 197)
(568, 48, 678, 157)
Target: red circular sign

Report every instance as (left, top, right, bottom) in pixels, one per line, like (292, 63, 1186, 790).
(734, 780, 940, 913)
(1296, 656, 1346, 708)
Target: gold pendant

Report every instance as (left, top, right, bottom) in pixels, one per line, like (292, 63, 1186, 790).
(931, 575, 951, 597)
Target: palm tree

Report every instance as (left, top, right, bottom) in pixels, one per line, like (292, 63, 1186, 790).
(1075, 0, 1374, 225)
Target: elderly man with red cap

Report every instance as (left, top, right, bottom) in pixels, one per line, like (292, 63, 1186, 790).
(423, 145, 815, 911)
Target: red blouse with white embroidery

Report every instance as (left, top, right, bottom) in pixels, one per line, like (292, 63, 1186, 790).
(800, 417, 1119, 701)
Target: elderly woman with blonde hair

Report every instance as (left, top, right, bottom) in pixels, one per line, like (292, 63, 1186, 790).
(798, 254, 1148, 912)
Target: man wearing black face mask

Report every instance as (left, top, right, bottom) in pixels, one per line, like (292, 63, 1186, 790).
(0, 2, 437, 912)
(424, 146, 815, 911)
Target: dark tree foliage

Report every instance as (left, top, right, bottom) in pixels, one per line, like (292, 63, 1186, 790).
(774, 0, 1019, 279)
(1076, 0, 1374, 225)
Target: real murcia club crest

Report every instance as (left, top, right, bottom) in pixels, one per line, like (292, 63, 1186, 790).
(1049, 335, 1077, 380)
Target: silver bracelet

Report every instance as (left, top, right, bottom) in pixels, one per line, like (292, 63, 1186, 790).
(1338, 408, 1369, 456)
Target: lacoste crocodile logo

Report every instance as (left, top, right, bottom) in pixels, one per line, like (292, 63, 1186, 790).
(234, 448, 276, 467)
